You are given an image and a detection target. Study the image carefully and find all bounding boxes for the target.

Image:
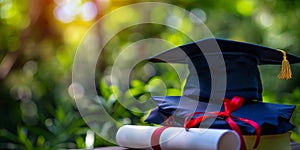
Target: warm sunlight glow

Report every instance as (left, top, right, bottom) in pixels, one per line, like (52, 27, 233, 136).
(54, 0, 99, 23)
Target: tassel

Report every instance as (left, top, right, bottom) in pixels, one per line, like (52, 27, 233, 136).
(277, 49, 292, 80)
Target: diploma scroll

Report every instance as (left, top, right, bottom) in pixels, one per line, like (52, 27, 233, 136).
(116, 125, 240, 150)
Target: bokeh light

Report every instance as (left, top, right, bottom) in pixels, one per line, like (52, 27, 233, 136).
(81, 1, 98, 21)
(54, 0, 100, 23)
(54, 0, 81, 23)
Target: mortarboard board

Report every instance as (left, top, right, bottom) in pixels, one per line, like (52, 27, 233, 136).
(145, 38, 300, 135)
(148, 38, 300, 102)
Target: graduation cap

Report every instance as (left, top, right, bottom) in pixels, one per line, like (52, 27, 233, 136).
(145, 38, 300, 135)
(148, 38, 300, 102)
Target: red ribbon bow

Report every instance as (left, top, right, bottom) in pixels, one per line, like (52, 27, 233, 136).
(184, 96, 261, 150)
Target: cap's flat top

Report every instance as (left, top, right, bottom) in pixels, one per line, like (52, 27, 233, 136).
(149, 38, 300, 65)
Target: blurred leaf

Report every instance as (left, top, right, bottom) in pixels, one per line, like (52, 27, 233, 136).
(0, 129, 19, 143)
(131, 80, 145, 88)
(56, 105, 66, 122)
(75, 137, 85, 148)
(99, 79, 111, 99)
(167, 88, 181, 96)
(36, 135, 45, 146)
(17, 127, 33, 149)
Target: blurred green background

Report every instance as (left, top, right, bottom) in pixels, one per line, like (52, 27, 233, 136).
(1, 0, 300, 149)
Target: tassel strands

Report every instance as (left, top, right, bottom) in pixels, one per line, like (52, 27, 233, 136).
(277, 49, 292, 80)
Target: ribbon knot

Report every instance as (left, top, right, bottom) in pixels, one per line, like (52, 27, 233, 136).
(217, 112, 230, 118)
(184, 96, 261, 150)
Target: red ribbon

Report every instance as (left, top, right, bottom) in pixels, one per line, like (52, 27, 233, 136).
(150, 116, 174, 150)
(151, 126, 169, 150)
(184, 96, 261, 150)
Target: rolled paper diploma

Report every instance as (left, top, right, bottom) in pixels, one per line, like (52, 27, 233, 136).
(116, 125, 240, 150)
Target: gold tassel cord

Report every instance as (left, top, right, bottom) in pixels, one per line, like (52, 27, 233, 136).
(277, 49, 292, 80)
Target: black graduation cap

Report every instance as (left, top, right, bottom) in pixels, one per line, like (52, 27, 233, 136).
(145, 38, 300, 135)
(148, 38, 300, 102)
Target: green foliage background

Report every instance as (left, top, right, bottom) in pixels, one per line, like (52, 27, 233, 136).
(1, 0, 300, 149)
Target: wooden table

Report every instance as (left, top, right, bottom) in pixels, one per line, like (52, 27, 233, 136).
(95, 143, 300, 150)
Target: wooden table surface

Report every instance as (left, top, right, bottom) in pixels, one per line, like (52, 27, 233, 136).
(94, 143, 300, 150)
